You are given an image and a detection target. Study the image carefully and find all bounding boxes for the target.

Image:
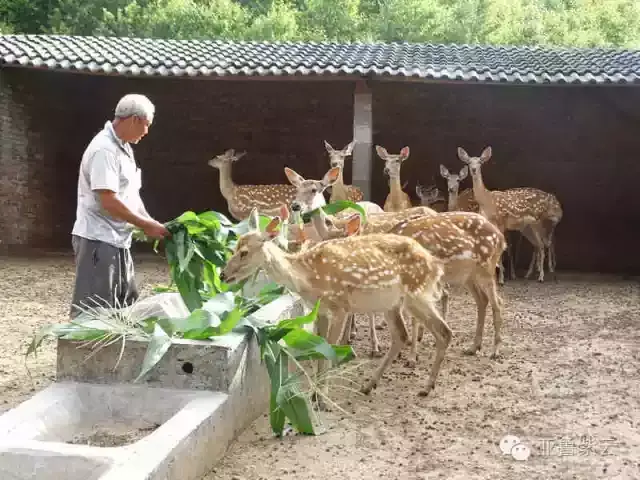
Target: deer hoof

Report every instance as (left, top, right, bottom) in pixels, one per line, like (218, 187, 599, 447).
(370, 348, 384, 358)
(404, 357, 417, 368)
(360, 382, 376, 395)
(418, 385, 434, 397)
(463, 346, 480, 356)
(489, 351, 502, 360)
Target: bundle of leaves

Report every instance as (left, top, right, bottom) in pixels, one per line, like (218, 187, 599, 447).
(27, 203, 363, 436)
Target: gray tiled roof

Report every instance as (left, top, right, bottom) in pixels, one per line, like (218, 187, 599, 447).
(1, 34, 640, 84)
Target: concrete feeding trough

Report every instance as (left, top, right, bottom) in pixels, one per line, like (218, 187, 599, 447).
(0, 275, 306, 480)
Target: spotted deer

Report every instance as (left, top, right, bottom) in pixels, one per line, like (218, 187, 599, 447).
(415, 183, 447, 212)
(439, 165, 479, 213)
(388, 212, 506, 363)
(219, 208, 452, 403)
(307, 205, 439, 356)
(457, 147, 563, 283)
(314, 208, 506, 362)
(208, 149, 297, 221)
(323, 140, 364, 203)
(376, 145, 413, 212)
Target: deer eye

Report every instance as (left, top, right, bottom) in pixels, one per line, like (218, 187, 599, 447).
(311, 187, 317, 193)
(239, 250, 248, 258)
(325, 219, 332, 226)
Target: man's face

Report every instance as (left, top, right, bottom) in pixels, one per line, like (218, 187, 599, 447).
(129, 116, 151, 144)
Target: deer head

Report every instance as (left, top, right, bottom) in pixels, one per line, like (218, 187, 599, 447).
(219, 208, 280, 284)
(457, 146, 492, 178)
(415, 183, 443, 206)
(375, 145, 410, 180)
(284, 166, 341, 214)
(310, 207, 362, 240)
(207, 149, 247, 169)
(324, 140, 356, 170)
(439, 165, 469, 196)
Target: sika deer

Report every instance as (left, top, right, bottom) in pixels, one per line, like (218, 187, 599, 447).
(323, 140, 364, 203)
(308, 205, 439, 356)
(208, 149, 298, 221)
(219, 208, 452, 404)
(415, 183, 447, 212)
(457, 147, 563, 283)
(388, 212, 506, 362)
(439, 165, 479, 213)
(314, 208, 506, 361)
(376, 145, 413, 212)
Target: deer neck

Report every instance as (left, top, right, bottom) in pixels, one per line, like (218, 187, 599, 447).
(331, 171, 349, 201)
(262, 242, 313, 293)
(217, 163, 236, 201)
(471, 170, 497, 219)
(388, 176, 405, 207)
(448, 191, 458, 211)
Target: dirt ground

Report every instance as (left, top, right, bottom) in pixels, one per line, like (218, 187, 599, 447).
(1, 253, 639, 479)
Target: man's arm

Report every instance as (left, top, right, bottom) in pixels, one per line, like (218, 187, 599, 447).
(88, 150, 153, 229)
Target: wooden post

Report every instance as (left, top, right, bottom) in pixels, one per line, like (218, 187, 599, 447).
(351, 79, 373, 200)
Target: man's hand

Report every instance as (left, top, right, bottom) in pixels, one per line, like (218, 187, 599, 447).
(142, 219, 170, 239)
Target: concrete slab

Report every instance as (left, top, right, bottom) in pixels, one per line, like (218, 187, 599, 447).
(0, 288, 307, 480)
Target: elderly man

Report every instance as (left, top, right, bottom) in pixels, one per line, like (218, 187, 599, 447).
(69, 93, 169, 318)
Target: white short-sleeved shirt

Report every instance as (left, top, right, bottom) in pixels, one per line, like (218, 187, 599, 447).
(71, 121, 144, 249)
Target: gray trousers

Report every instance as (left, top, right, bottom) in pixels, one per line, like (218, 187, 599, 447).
(70, 235, 139, 319)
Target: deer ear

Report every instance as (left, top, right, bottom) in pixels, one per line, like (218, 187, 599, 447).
(343, 140, 355, 155)
(224, 148, 235, 157)
(284, 167, 304, 187)
(344, 214, 361, 236)
(323, 166, 341, 186)
(375, 145, 387, 159)
(400, 146, 410, 159)
(480, 146, 492, 163)
(457, 147, 470, 164)
(234, 151, 246, 161)
(279, 204, 290, 222)
(459, 165, 469, 180)
(248, 208, 260, 232)
(415, 184, 423, 197)
(265, 217, 281, 239)
(323, 140, 334, 153)
(439, 164, 449, 179)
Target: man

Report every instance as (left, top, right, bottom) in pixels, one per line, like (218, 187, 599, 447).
(69, 93, 169, 318)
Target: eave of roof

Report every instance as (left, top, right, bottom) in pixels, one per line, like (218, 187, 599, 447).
(1, 34, 640, 85)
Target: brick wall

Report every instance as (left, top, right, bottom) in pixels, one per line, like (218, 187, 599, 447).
(0, 68, 355, 250)
(371, 82, 640, 274)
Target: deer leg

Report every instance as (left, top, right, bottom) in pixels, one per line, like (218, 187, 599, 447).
(361, 306, 410, 395)
(507, 235, 516, 280)
(463, 279, 489, 356)
(405, 293, 453, 397)
(526, 224, 546, 282)
(406, 312, 421, 368)
(368, 313, 383, 358)
(521, 226, 544, 281)
(349, 314, 357, 341)
(338, 313, 354, 344)
(479, 275, 504, 359)
(497, 256, 506, 285)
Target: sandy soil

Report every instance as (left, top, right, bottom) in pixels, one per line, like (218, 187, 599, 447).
(1, 254, 639, 479)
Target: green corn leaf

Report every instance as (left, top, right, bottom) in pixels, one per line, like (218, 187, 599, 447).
(134, 323, 172, 382)
(276, 379, 315, 435)
(301, 200, 367, 224)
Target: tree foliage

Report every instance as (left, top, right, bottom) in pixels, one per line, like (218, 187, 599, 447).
(1, 0, 640, 47)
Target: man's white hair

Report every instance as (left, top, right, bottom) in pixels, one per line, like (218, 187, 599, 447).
(114, 94, 155, 123)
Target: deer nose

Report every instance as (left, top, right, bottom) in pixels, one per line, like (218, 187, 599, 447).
(219, 271, 227, 282)
(330, 162, 339, 168)
(291, 202, 302, 212)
